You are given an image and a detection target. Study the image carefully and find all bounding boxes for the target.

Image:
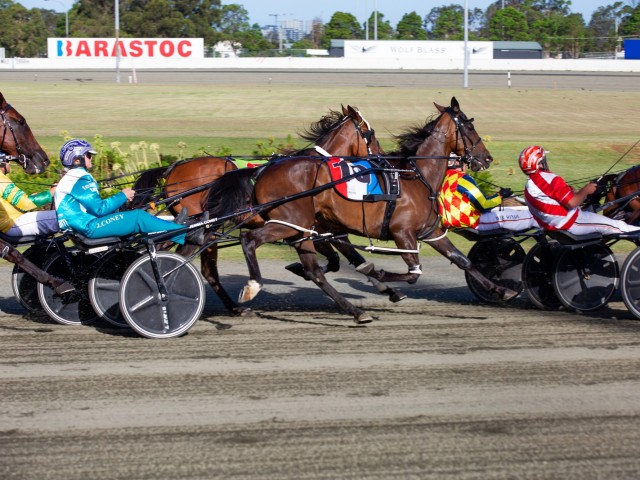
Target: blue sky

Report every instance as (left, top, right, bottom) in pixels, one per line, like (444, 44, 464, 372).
(20, 1, 610, 26)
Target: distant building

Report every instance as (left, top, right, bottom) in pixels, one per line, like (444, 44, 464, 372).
(493, 41, 542, 59)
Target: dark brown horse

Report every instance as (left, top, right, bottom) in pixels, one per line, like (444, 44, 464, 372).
(0, 92, 72, 294)
(205, 97, 517, 323)
(594, 166, 640, 224)
(131, 105, 388, 314)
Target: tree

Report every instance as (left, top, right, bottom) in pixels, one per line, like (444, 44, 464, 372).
(488, 7, 529, 41)
(426, 5, 464, 40)
(364, 10, 393, 39)
(122, 0, 189, 37)
(587, 3, 626, 53)
(396, 11, 426, 40)
(321, 11, 363, 48)
(0, 1, 50, 57)
(620, 4, 640, 36)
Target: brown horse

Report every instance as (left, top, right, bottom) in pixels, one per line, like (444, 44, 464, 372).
(204, 97, 517, 323)
(0, 92, 72, 294)
(590, 166, 640, 224)
(131, 105, 388, 314)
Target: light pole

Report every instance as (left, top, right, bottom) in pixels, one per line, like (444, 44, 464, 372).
(463, 0, 469, 87)
(269, 13, 289, 52)
(45, 0, 68, 37)
(115, 0, 120, 83)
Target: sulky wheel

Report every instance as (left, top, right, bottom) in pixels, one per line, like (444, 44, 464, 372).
(464, 237, 525, 303)
(522, 242, 563, 310)
(619, 246, 640, 319)
(88, 250, 143, 328)
(119, 252, 204, 339)
(11, 244, 51, 314)
(37, 250, 101, 326)
(552, 243, 619, 312)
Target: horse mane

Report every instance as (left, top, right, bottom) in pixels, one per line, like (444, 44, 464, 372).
(129, 166, 167, 209)
(388, 113, 440, 157)
(298, 109, 346, 145)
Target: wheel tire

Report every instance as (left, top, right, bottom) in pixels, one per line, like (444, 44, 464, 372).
(37, 250, 101, 326)
(89, 250, 143, 327)
(621, 246, 640, 319)
(522, 242, 563, 310)
(465, 237, 525, 303)
(552, 243, 618, 312)
(119, 252, 204, 339)
(11, 245, 49, 314)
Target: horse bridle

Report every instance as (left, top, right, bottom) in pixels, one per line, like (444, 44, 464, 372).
(0, 103, 29, 168)
(347, 115, 375, 155)
(448, 108, 485, 170)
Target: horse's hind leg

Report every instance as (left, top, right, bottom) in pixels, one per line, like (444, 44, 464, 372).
(428, 236, 518, 301)
(2, 242, 74, 294)
(295, 240, 373, 324)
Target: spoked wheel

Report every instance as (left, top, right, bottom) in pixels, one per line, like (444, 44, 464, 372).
(88, 250, 144, 328)
(37, 250, 101, 325)
(522, 242, 563, 310)
(552, 243, 619, 312)
(621, 247, 640, 319)
(465, 238, 526, 303)
(119, 252, 204, 339)
(11, 245, 51, 314)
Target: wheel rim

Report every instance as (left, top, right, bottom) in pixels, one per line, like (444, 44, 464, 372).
(522, 242, 563, 310)
(119, 252, 204, 339)
(553, 244, 618, 312)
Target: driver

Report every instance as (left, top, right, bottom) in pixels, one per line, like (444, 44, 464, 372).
(0, 153, 59, 237)
(54, 139, 197, 244)
(439, 153, 537, 231)
(521, 145, 640, 235)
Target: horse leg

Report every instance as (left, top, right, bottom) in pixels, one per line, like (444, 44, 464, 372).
(2, 242, 74, 294)
(427, 236, 518, 301)
(295, 240, 373, 324)
(198, 244, 252, 316)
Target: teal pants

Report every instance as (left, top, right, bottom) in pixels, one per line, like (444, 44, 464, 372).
(87, 209, 186, 244)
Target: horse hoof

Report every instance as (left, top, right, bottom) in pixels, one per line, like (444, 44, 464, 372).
(389, 291, 408, 303)
(355, 313, 373, 324)
(355, 261, 375, 276)
(499, 288, 519, 302)
(54, 281, 75, 295)
(285, 262, 306, 278)
(233, 307, 254, 317)
(238, 280, 261, 303)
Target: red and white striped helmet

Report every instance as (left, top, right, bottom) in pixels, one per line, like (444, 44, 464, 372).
(519, 145, 548, 175)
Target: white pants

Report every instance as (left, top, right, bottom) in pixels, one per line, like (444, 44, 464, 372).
(565, 209, 640, 235)
(476, 207, 538, 232)
(4, 210, 59, 237)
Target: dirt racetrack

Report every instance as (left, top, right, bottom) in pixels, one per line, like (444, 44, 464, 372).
(3, 253, 640, 479)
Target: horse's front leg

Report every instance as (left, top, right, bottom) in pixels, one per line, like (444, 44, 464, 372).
(197, 243, 252, 316)
(295, 240, 373, 324)
(428, 236, 518, 301)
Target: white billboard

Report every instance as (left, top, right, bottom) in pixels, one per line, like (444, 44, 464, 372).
(342, 40, 494, 60)
(47, 38, 204, 60)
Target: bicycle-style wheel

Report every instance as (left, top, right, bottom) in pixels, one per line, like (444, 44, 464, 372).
(552, 243, 618, 312)
(89, 250, 143, 327)
(11, 245, 51, 314)
(621, 246, 640, 319)
(465, 237, 525, 303)
(522, 242, 563, 310)
(37, 250, 101, 325)
(119, 252, 204, 339)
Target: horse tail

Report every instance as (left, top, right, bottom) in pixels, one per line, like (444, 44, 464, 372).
(204, 167, 258, 222)
(130, 166, 167, 209)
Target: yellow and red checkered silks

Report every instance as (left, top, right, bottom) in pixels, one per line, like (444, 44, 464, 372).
(438, 170, 481, 228)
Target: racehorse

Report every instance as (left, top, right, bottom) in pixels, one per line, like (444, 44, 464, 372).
(204, 97, 518, 323)
(0, 92, 72, 294)
(131, 105, 391, 315)
(588, 166, 640, 224)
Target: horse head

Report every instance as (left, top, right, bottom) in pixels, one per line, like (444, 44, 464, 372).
(434, 97, 492, 172)
(301, 105, 382, 158)
(0, 92, 50, 174)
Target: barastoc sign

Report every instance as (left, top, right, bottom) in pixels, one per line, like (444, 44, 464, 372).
(47, 38, 204, 59)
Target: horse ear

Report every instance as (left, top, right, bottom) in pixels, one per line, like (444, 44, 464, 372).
(341, 104, 349, 115)
(451, 97, 460, 111)
(346, 105, 358, 118)
(434, 102, 445, 113)
(0, 92, 5, 106)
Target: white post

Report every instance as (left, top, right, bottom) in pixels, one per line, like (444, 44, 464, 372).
(115, 0, 120, 83)
(463, 0, 469, 88)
